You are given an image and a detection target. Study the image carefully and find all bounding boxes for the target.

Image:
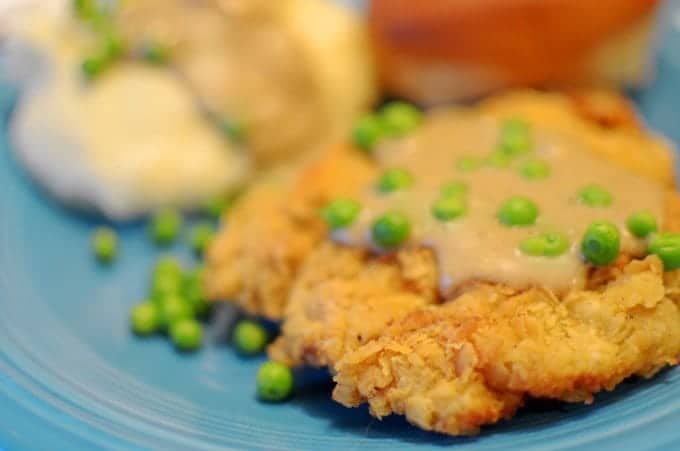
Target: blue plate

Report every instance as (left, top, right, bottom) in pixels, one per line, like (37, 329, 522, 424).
(3, 1, 680, 449)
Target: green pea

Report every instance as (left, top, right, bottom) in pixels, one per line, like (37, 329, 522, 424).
(440, 180, 468, 198)
(487, 150, 513, 168)
(379, 102, 422, 138)
(353, 114, 384, 153)
(456, 155, 485, 172)
(432, 196, 467, 222)
(159, 295, 193, 327)
(649, 233, 680, 270)
(519, 159, 550, 180)
(72, 0, 95, 20)
(81, 55, 109, 80)
(152, 256, 184, 296)
(578, 185, 613, 207)
(257, 361, 294, 402)
(152, 273, 183, 302)
(502, 118, 530, 135)
(219, 119, 246, 144)
(519, 236, 545, 257)
(377, 168, 414, 193)
(186, 264, 205, 281)
(626, 210, 658, 238)
(92, 226, 117, 263)
(581, 221, 620, 266)
(154, 256, 183, 279)
(372, 211, 411, 248)
(499, 118, 532, 155)
(519, 232, 569, 257)
(321, 198, 361, 229)
(543, 233, 571, 256)
(149, 208, 182, 245)
(183, 266, 210, 318)
(233, 320, 268, 355)
(103, 32, 125, 60)
(497, 196, 539, 227)
(130, 302, 160, 336)
(190, 222, 215, 255)
(170, 318, 203, 352)
(202, 195, 233, 219)
(142, 41, 169, 65)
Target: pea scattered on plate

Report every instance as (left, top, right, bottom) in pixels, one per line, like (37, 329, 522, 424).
(233, 320, 268, 355)
(257, 361, 294, 402)
(190, 222, 216, 255)
(183, 266, 210, 318)
(149, 208, 182, 245)
(92, 226, 118, 263)
(130, 302, 160, 336)
(170, 318, 203, 352)
(202, 195, 233, 219)
(159, 295, 193, 328)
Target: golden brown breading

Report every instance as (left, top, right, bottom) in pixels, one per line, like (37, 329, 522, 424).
(268, 243, 440, 366)
(332, 256, 680, 435)
(205, 146, 376, 319)
(270, 240, 680, 435)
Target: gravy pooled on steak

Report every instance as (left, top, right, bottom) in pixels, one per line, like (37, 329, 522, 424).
(333, 109, 664, 294)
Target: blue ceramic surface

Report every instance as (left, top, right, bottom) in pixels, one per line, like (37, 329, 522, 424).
(2, 1, 680, 449)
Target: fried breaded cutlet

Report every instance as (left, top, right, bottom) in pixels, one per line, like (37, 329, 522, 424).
(206, 90, 680, 435)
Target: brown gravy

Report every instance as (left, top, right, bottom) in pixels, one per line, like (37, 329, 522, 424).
(333, 109, 664, 295)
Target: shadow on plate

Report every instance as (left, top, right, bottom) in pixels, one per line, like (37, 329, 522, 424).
(287, 365, 677, 446)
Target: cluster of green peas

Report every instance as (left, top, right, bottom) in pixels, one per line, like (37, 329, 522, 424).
(327, 111, 680, 271)
(91, 197, 294, 401)
(130, 258, 207, 351)
(91, 202, 222, 351)
(496, 193, 674, 268)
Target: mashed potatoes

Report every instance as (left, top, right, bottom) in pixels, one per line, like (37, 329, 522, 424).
(1, 0, 375, 219)
(3, 7, 250, 220)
